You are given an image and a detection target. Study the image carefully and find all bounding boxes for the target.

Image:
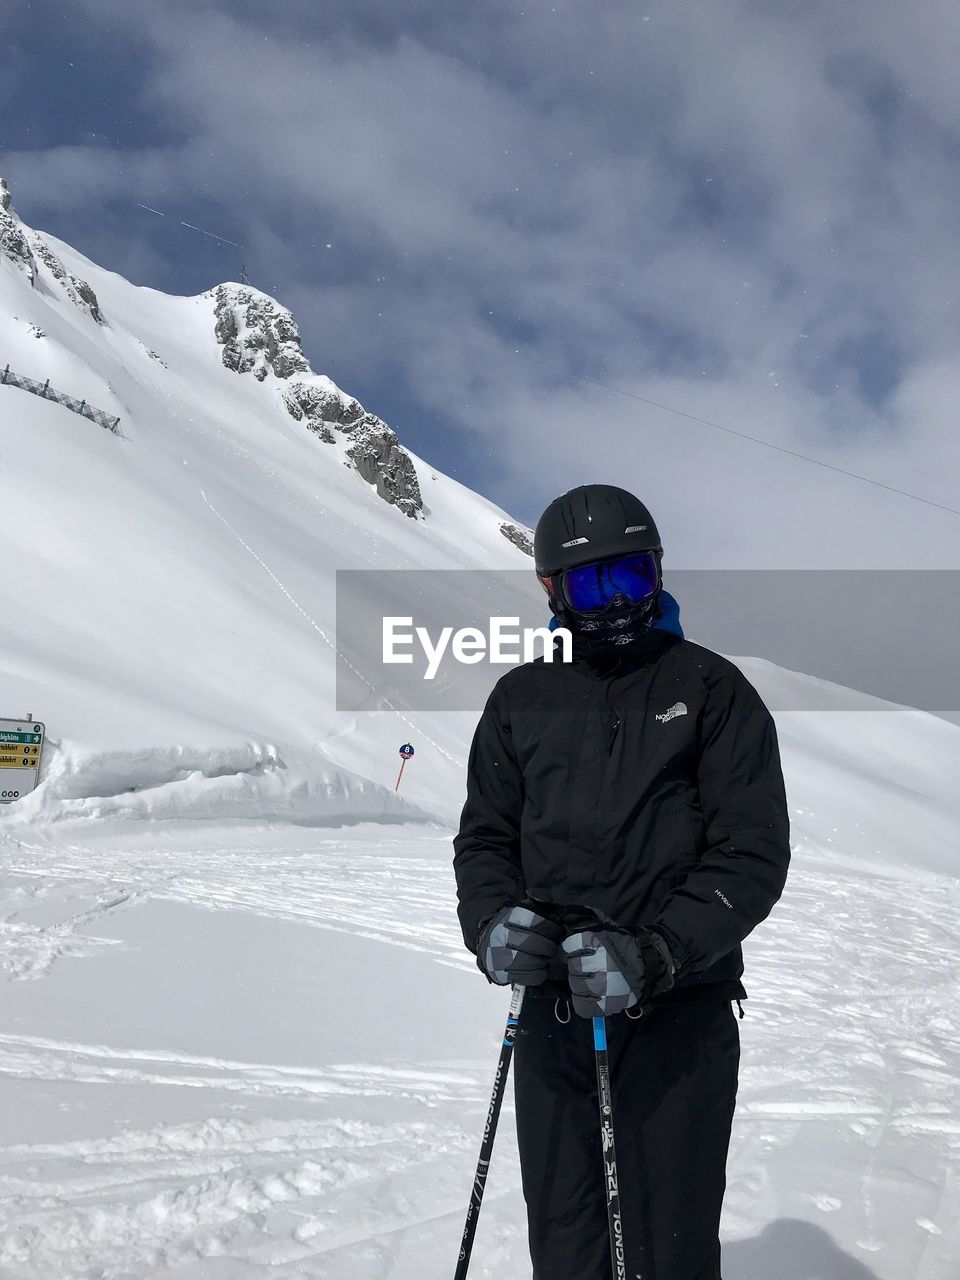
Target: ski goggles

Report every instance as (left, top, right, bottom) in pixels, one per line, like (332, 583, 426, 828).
(538, 550, 661, 614)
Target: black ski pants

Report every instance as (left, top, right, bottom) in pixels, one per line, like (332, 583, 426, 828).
(514, 996, 740, 1280)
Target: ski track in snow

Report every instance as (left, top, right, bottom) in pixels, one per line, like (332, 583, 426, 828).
(0, 1032, 487, 1105)
(0, 828, 959, 1278)
(1, 837, 472, 978)
(196, 484, 462, 772)
(0, 873, 160, 981)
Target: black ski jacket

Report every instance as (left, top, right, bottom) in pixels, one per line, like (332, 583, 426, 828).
(453, 628, 791, 1004)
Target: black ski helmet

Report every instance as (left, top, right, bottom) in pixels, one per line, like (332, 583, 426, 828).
(534, 484, 662, 576)
(534, 484, 663, 629)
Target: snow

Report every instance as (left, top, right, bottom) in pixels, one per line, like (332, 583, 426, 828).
(1, 193, 959, 1277)
(2, 821, 959, 1278)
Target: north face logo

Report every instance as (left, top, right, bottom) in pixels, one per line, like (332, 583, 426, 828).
(655, 701, 688, 724)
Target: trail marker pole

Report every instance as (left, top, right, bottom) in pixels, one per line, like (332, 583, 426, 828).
(395, 741, 415, 790)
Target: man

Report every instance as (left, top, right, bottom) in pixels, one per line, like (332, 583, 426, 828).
(453, 484, 791, 1280)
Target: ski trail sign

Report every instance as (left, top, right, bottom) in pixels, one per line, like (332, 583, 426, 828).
(395, 741, 414, 791)
(0, 718, 45, 803)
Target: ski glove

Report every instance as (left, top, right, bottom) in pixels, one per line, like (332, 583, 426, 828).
(477, 905, 564, 986)
(561, 927, 676, 1018)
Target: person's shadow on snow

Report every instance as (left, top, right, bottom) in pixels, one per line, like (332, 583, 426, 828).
(725, 1217, 882, 1279)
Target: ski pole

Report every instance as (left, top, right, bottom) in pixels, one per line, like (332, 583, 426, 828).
(454, 983, 525, 1279)
(593, 1015, 627, 1280)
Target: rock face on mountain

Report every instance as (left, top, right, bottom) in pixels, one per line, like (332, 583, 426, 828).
(342, 416, 422, 518)
(30, 236, 104, 323)
(212, 283, 423, 518)
(282, 384, 336, 443)
(1, 174, 420, 519)
(499, 522, 534, 556)
(282, 379, 353, 444)
(211, 285, 310, 382)
(0, 178, 36, 281)
(0, 176, 104, 322)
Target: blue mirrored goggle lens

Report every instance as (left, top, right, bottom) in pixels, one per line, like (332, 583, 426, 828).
(561, 552, 659, 612)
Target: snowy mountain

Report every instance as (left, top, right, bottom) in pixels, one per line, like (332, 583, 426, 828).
(0, 173, 535, 827)
(1, 175, 959, 1279)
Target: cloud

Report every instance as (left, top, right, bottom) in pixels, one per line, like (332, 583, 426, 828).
(4, 0, 960, 566)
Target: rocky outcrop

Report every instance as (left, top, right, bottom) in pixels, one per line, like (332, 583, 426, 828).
(140, 343, 167, 368)
(282, 378, 421, 516)
(281, 380, 343, 443)
(0, 177, 103, 322)
(0, 177, 39, 282)
(30, 236, 103, 323)
(500, 522, 534, 556)
(212, 283, 423, 518)
(342, 415, 423, 518)
(211, 284, 310, 382)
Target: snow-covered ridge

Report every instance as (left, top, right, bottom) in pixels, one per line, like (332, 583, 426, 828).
(211, 281, 422, 517)
(2, 176, 420, 518)
(0, 171, 532, 827)
(0, 177, 103, 322)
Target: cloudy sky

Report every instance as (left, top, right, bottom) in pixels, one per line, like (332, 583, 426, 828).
(4, 0, 960, 569)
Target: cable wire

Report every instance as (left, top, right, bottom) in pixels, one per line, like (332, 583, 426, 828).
(395, 306, 960, 521)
